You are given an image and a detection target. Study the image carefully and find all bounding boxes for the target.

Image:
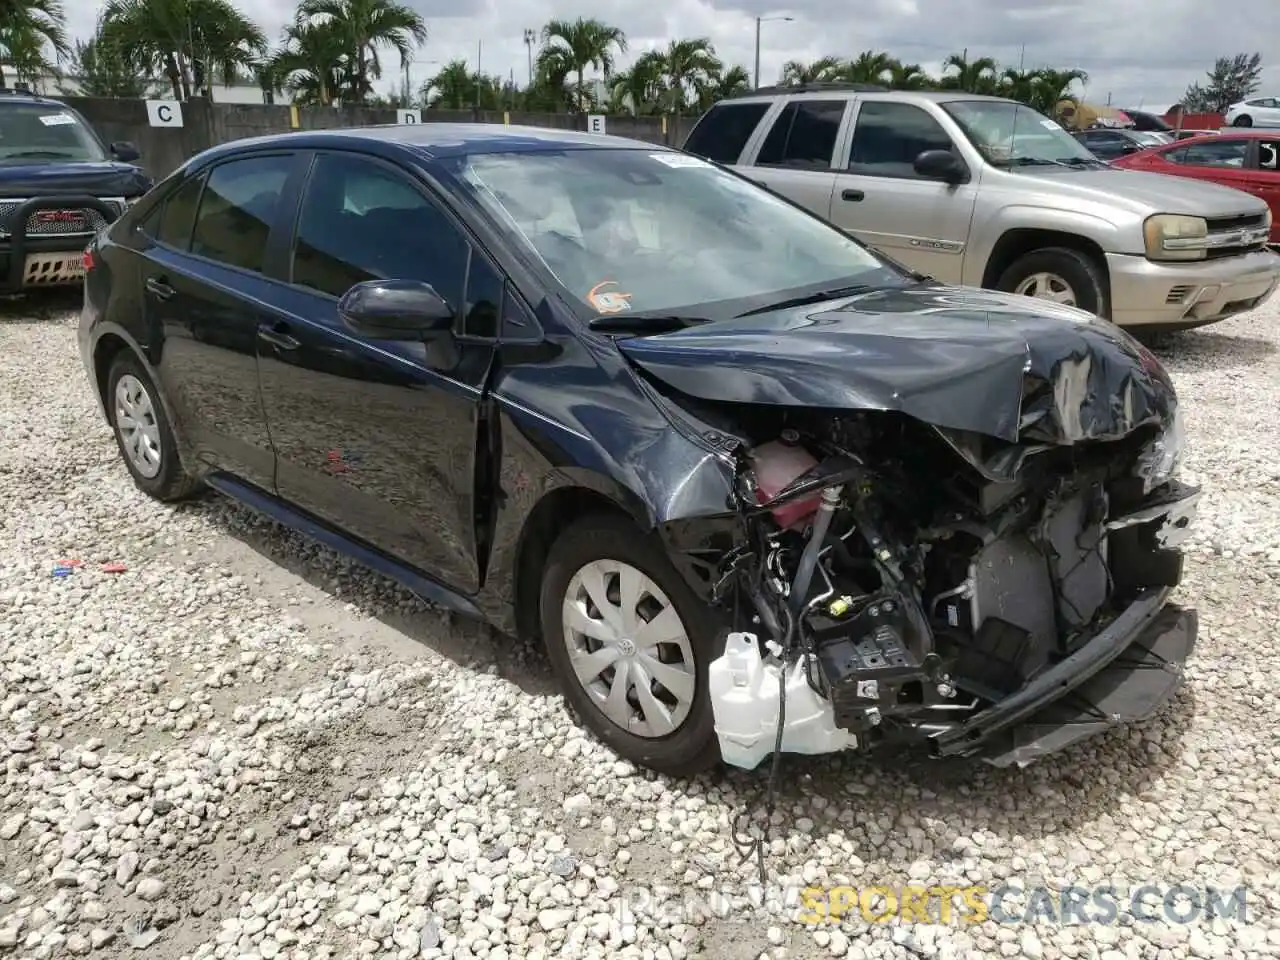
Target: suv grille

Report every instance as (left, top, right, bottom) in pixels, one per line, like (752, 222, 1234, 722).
(1203, 212, 1270, 260)
(0, 198, 124, 238)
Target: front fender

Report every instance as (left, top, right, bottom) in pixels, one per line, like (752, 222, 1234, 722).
(965, 204, 1134, 287)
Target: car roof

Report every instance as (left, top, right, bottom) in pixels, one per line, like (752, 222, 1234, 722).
(1168, 130, 1276, 144)
(193, 122, 666, 166)
(0, 91, 69, 107)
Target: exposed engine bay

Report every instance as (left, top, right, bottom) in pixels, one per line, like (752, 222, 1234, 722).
(702, 406, 1199, 771)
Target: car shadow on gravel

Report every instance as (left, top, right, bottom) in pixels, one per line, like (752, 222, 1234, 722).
(1146, 329, 1278, 367)
(0, 288, 81, 320)
(714, 686, 1196, 850)
(186, 495, 558, 699)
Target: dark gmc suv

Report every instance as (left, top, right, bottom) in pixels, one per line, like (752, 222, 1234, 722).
(0, 90, 150, 295)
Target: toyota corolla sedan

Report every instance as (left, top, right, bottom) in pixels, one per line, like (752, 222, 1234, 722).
(80, 124, 1199, 777)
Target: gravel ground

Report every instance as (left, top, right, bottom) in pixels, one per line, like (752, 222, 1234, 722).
(1, 291, 1279, 960)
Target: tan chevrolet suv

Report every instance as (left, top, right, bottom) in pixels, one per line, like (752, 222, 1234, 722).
(683, 84, 1280, 332)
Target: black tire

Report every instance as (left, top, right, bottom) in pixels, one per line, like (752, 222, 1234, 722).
(995, 246, 1109, 319)
(539, 513, 724, 777)
(1233, 114, 1253, 127)
(106, 352, 201, 502)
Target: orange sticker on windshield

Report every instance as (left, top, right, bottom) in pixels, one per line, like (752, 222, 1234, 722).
(587, 280, 632, 314)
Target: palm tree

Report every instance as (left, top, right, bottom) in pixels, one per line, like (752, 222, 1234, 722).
(888, 62, 930, 90)
(608, 51, 664, 115)
(270, 18, 346, 106)
(941, 52, 998, 93)
(293, 0, 426, 104)
(1029, 67, 1088, 116)
(58, 16, 153, 97)
(539, 17, 627, 113)
(100, 0, 266, 101)
(0, 0, 68, 89)
(780, 56, 842, 86)
(840, 50, 894, 85)
(421, 58, 502, 111)
(699, 64, 750, 109)
(999, 67, 1039, 104)
(654, 38, 720, 113)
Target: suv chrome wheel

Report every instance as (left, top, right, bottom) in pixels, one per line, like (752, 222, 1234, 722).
(561, 559, 696, 738)
(1014, 271, 1078, 306)
(114, 374, 162, 479)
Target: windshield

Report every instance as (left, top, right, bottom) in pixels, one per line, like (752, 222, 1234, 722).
(0, 104, 106, 163)
(439, 148, 902, 320)
(942, 100, 1101, 167)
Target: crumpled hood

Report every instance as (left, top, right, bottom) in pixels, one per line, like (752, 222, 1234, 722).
(615, 282, 1177, 445)
(0, 160, 149, 199)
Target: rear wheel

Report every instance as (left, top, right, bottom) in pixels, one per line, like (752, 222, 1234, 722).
(996, 246, 1108, 319)
(106, 352, 200, 502)
(539, 514, 723, 777)
(1233, 114, 1253, 127)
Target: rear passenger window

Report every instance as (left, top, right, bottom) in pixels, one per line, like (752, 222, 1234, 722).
(190, 155, 293, 272)
(1166, 140, 1249, 168)
(755, 100, 845, 169)
(155, 175, 203, 249)
(848, 102, 955, 178)
(290, 152, 468, 311)
(683, 102, 769, 164)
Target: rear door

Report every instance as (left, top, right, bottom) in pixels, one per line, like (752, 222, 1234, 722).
(737, 97, 850, 220)
(829, 99, 978, 283)
(138, 151, 304, 490)
(1157, 137, 1255, 192)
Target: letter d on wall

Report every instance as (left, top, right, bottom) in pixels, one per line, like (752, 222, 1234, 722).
(145, 100, 184, 128)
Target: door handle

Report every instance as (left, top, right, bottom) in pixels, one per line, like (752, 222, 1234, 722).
(258, 323, 300, 351)
(841, 189, 865, 202)
(145, 277, 175, 300)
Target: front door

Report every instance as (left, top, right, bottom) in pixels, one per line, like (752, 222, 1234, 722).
(254, 150, 498, 594)
(829, 99, 978, 284)
(141, 152, 303, 491)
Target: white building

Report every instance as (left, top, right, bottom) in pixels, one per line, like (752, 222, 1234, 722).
(15, 71, 293, 105)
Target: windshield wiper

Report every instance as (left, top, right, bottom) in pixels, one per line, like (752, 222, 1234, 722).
(1005, 156, 1103, 170)
(588, 313, 712, 332)
(3, 150, 78, 160)
(734, 283, 874, 318)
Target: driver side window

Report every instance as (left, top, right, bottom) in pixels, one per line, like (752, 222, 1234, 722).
(847, 102, 955, 179)
(290, 152, 467, 312)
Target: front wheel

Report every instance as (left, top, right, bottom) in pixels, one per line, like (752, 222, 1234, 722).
(539, 514, 723, 777)
(995, 246, 1108, 319)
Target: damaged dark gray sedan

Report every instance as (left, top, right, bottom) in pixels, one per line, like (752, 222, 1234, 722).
(82, 125, 1198, 779)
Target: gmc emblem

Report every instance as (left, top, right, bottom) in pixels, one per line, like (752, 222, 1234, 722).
(35, 209, 86, 225)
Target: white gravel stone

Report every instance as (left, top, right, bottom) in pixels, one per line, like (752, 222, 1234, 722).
(2, 299, 1279, 960)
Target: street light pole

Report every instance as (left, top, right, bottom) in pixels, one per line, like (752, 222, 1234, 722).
(523, 29, 536, 86)
(754, 15, 794, 89)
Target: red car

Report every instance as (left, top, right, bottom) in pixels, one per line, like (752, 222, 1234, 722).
(1111, 131, 1280, 243)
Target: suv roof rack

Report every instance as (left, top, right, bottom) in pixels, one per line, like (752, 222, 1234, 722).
(1, 85, 39, 97)
(731, 82, 889, 98)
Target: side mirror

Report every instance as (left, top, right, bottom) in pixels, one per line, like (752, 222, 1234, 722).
(110, 141, 141, 163)
(338, 279, 454, 341)
(913, 149, 967, 184)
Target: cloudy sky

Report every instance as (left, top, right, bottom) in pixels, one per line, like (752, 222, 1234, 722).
(67, 0, 1279, 112)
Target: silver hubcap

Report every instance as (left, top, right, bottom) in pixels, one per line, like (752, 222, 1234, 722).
(561, 560, 696, 738)
(1014, 271, 1078, 305)
(114, 375, 163, 479)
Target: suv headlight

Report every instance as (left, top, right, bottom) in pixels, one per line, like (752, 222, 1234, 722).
(1136, 405, 1186, 493)
(1144, 214, 1209, 261)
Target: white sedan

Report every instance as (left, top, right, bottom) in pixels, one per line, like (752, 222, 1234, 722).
(1225, 96, 1280, 127)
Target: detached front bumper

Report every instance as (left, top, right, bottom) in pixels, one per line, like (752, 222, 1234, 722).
(1106, 248, 1280, 328)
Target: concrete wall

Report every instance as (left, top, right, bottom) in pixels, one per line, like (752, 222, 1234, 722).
(62, 97, 688, 182)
